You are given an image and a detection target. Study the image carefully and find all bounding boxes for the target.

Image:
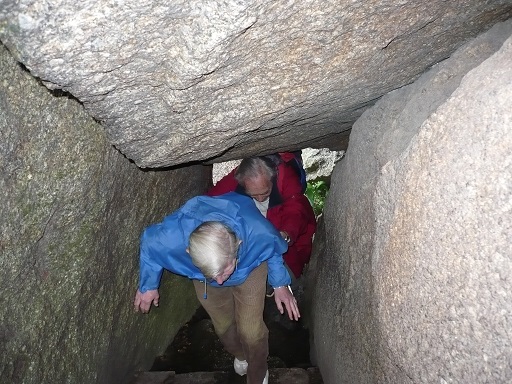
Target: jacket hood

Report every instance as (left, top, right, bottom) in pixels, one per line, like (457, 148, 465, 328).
(176, 194, 247, 246)
(170, 193, 252, 287)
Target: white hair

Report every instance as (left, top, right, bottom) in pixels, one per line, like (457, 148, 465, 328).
(188, 221, 239, 278)
(234, 156, 277, 188)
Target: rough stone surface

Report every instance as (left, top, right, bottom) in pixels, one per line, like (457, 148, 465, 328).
(212, 160, 241, 185)
(302, 148, 344, 184)
(0, 1, 510, 167)
(130, 371, 175, 384)
(374, 28, 512, 384)
(310, 20, 512, 383)
(0, 44, 211, 384)
(1, 4, 511, 384)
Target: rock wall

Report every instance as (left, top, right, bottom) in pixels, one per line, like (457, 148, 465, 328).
(1, 1, 510, 167)
(0, 45, 211, 384)
(310, 20, 512, 383)
(302, 148, 344, 185)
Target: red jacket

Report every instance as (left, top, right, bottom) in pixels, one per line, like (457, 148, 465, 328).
(207, 158, 317, 277)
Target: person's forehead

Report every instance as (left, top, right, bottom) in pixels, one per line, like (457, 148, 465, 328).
(245, 174, 271, 190)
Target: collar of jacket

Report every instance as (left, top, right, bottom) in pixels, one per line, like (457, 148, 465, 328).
(234, 177, 283, 208)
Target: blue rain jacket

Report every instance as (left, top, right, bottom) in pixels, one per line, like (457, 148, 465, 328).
(139, 192, 291, 292)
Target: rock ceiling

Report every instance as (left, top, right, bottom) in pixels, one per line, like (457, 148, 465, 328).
(1, 0, 510, 167)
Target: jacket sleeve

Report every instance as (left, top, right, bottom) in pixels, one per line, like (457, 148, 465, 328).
(266, 236, 292, 288)
(275, 163, 316, 243)
(207, 169, 239, 196)
(138, 231, 164, 293)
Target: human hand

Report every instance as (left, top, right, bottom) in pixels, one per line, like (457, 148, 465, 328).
(273, 285, 300, 321)
(279, 231, 291, 244)
(134, 289, 159, 313)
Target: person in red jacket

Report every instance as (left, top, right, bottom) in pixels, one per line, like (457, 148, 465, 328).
(207, 153, 317, 280)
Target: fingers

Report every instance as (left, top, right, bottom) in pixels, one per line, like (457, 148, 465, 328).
(274, 293, 285, 314)
(274, 296, 300, 320)
(273, 286, 301, 321)
(140, 299, 151, 313)
(140, 297, 154, 313)
(285, 303, 293, 320)
(152, 291, 160, 308)
(134, 290, 144, 312)
(133, 295, 141, 312)
(276, 300, 284, 315)
(286, 298, 300, 321)
(292, 300, 300, 320)
(134, 289, 159, 314)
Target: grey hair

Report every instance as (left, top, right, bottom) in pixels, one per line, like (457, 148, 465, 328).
(234, 156, 277, 188)
(189, 221, 239, 278)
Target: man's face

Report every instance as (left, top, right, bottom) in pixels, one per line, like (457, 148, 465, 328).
(244, 174, 273, 202)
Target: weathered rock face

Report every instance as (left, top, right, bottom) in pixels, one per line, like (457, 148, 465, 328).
(0, 45, 211, 384)
(1, 1, 511, 382)
(212, 160, 241, 185)
(302, 148, 344, 185)
(0, 1, 510, 167)
(309, 20, 512, 383)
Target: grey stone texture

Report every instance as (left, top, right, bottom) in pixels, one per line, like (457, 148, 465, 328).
(302, 148, 344, 184)
(0, 45, 211, 384)
(212, 159, 241, 185)
(309, 20, 512, 383)
(1, 2, 512, 383)
(0, 1, 510, 167)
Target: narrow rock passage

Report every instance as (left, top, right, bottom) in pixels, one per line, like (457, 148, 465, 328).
(144, 280, 323, 384)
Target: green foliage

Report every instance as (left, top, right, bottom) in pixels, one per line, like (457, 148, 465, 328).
(305, 180, 329, 217)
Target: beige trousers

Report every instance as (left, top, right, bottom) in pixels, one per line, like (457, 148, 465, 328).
(193, 262, 269, 384)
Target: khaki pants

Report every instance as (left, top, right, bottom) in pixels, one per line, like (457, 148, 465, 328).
(193, 262, 268, 384)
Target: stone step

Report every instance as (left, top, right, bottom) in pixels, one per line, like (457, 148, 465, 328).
(131, 367, 323, 384)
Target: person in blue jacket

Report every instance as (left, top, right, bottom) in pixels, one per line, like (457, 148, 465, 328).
(133, 192, 300, 384)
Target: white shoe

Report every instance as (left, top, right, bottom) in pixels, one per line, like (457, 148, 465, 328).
(262, 370, 269, 384)
(234, 357, 248, 376)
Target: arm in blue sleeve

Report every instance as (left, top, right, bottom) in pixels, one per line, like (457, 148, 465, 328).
(266, 237, 291, 288)
(138, 233, 164, 293)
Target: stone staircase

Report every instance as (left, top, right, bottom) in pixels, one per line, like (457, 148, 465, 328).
(130, 282, 323, 384)
(132, 367, 323, 384)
